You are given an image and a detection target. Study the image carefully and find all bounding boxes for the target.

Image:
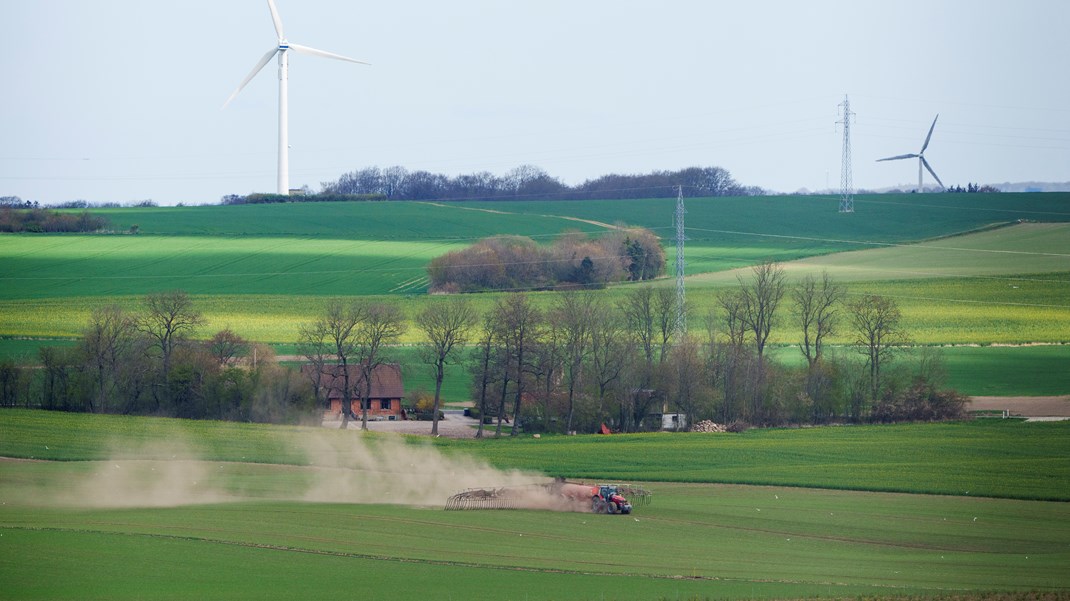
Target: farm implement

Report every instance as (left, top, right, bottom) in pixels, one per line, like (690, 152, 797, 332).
(445, 479, 651, 514)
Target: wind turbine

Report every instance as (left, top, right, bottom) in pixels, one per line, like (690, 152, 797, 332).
(877, 114, 944, 192)
(223, 0, 368, 195)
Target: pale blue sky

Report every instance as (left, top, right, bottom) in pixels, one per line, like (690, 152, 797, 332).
(2, 1, 1067, 204)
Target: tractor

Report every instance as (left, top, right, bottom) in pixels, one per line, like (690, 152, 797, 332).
(591, 484, 632, 514)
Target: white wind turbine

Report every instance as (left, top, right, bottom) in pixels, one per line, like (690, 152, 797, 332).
(877, 114, 945, 192)
(223, 0, 368, 195)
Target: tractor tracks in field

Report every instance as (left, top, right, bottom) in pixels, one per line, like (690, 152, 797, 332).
(1, 525, 920, 591)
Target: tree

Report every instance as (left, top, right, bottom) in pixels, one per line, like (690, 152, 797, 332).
(652, 287, 677, 362)
(552, 292, 596, 433)
(619, 287, 657, 369)
(206, 328, 249, 367)
(297, 319, 333, 408)
(587, 305, 629, 430)
(491, 293, 542, 436)
(316, 300, 363, 428)
(137, 290, 204, 409)
(665, 334, 708, 429)
(353, 303, 406, 431)
(79, 305, 136, 414)
(792, 271, 845, 367)
(416, 299, 477, 436)
(737, 261, 786, 360)
(469, 316, 499, 439)
(848, 294, 908, 402)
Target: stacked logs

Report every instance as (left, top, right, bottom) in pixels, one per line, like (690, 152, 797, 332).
(689, 420, 727, 433)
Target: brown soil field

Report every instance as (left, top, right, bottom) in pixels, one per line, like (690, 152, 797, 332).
(968, 395, 1070, 417)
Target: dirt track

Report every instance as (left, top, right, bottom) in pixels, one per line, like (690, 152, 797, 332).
(968, 396, 1070, 417)
(324, 410, 482, 438)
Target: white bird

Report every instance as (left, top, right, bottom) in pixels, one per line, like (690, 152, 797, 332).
(223, 0, 369, 195)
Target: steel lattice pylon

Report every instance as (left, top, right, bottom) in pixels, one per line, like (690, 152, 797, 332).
(838, 95, 855, 213)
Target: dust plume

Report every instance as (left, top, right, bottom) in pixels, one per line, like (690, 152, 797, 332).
(37, 431, 550, 509)
(295, 431, 545, 506)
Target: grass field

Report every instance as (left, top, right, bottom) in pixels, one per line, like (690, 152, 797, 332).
(1, 410, 1068, 600)
(2, 194, 1069, 400)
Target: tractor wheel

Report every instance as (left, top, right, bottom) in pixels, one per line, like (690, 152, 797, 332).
(608, 501, 619, 514)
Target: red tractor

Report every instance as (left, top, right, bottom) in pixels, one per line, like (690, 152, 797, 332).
(591, 484, 632, 514)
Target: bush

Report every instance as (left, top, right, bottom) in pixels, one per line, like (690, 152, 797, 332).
(870, 378, 968, 423)
(427, 228, 664, 293)
(726, 420, 750, 433)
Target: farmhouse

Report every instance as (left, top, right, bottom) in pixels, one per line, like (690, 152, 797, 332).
(303, 363, 406, 420)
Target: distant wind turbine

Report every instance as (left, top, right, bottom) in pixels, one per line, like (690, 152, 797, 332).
(877, 114, 944, 192)
(223, 0, 368, 195)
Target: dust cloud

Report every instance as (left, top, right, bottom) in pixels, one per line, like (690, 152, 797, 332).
(40, 432, 548, 509)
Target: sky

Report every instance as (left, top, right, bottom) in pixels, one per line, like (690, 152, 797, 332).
(2, 1, 1068, 205)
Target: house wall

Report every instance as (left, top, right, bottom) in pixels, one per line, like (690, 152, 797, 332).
(326, 398, 403, 419)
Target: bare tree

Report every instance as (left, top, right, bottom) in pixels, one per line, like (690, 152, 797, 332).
(653, 287, 677, 362)
(848, 294, 908, 402)
(716, 290, 748, 351)
(138, 290, 204, 409)
(666, 334, 708, 429)
(737, 261, 786, 360)
(206, 328, 249, 367)
(588, 307, 630, 430)
(552, 292, 596, 433)
(619, 287, 657, 370)
(792, 271, 845, 367)
(491, 293, 542, 436)
(416, 299, 477, 436)
(297, 319, 332, 409)
(353, 302, 406, 431)
(318, 300, 363, 428)
(80, 305, 136, 413)
(469, 316, 499, 439)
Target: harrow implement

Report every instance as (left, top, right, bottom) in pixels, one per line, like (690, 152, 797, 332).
(445, 480, 652, 512)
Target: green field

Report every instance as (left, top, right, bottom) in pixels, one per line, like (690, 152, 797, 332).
(2, 410, 1069, 600)
(3, 193, 1069, 399)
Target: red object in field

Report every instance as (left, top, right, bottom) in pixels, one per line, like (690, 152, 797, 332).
(599, 423, 612, 435)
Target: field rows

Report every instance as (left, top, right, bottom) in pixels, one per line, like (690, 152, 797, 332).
(1, 410, 1068, 600)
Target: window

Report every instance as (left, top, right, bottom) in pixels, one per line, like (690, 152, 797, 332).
(380, 399, 392, 411)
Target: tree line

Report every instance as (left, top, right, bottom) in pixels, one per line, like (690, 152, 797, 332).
(319, 165, 759, 201)
(0, 291, 311, 423)
(419, 265, 964, 437)
(427, 229, 665, 293)
(0, 205, 109, 233)
(1, 269, 966, 432)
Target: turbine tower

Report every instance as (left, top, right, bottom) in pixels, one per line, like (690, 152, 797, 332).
(837, 95, 855, 213)
(223, 0, 368, 195)
(877, 115, 944, 193)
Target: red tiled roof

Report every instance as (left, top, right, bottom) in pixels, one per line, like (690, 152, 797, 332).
(301, 363, 404, 400)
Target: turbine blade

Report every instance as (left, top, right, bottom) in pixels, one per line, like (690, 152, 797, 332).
(921, 157, 944, 188)
(289, 43, 370, 65)
(222, 46, 279, 109)
(921, 114, 939, 153)
(267, 0, 285, 40)
(876, 153, 919, 162)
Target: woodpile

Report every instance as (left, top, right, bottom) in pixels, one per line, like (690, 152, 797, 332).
(690, 420, 727, 433)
